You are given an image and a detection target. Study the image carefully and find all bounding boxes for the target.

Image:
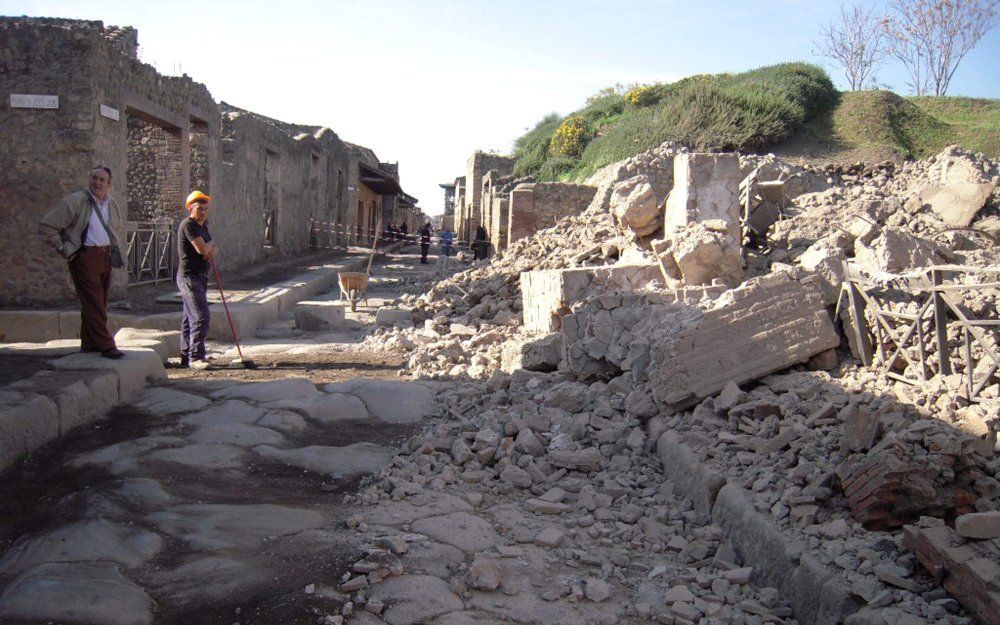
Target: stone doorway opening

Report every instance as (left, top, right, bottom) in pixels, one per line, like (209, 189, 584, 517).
(124, 109, 184, 287)
(263, 148, 280, 249)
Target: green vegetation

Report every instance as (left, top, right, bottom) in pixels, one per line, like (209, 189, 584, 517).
(830, 91, 948, 158)
(792, 91, 1000, 160)
(513, 63, 838, 181)
(513, 64, 1000, 183)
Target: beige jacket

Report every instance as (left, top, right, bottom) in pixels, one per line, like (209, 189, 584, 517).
(39, 190, 126, 260)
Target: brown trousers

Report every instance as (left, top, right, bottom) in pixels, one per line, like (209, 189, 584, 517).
(69, 246, 115, 352)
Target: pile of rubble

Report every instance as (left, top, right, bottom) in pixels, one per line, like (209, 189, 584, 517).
(333, 359, 992, 624)
(364, 207, 629, 378)
(337, 374, 806, 625)
(353, 141, 1000, 623)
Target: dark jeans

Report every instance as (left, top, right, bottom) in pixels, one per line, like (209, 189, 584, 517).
(420, 243, 430, 263)
(442, 244, 452, 257)
(69, 246, 115, 352)
(178, 273, 210, 362)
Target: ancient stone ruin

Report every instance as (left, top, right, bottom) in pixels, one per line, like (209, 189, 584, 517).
(0, 17, 425, 307)
(1, 13, 999, 625)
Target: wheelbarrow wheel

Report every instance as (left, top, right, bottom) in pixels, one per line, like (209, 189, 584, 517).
(350, 289, 359, 312)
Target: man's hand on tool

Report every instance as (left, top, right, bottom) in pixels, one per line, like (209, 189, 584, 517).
(191, 236, 216, 261)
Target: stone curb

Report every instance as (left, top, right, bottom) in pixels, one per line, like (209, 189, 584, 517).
(655, 430, 863, 625)
(1, 348, 166, 474)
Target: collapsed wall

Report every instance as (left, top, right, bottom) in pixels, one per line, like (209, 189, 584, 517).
(507, 182, 597, 250)
(366, 140, 999, 625)
(561, 271, 840, 406)
(520, 264, 662, 333)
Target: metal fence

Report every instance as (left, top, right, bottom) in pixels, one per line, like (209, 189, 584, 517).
(840, 262, 1000, 404)
(125, 220, 176, 286)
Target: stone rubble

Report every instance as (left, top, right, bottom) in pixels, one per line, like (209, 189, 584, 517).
(340, 376, 806, 625)
(350, 142, 999, 625)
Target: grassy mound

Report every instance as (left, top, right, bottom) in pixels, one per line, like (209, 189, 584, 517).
(513, 63, 837, 181)
(781, 91, 1000, 162)
(832, 90, 950, 158)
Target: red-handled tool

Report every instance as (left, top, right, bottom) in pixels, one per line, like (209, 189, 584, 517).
(210, 258, 257, 369)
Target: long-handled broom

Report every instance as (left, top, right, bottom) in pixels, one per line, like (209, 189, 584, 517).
(210, 258, 257, 369)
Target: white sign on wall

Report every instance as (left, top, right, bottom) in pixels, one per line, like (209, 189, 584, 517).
(99, 104, 120, 121)
(10, 94, 59, 109)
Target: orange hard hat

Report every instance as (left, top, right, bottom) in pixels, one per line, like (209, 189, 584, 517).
(186, 190, 212, 209)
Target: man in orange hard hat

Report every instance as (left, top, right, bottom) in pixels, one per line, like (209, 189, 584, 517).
(177, 190, 217, 369)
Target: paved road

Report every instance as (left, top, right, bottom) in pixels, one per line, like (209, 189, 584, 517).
(0, 248, 449, 625)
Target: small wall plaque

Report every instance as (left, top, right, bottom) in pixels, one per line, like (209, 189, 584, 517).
(10, 94, 59, 109)
(100, 104, 120, 121)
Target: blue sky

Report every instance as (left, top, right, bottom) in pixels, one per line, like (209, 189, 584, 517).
(5, 0, 999, 214)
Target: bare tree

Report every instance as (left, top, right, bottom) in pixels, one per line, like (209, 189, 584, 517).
(881, 0, 999, 96)
(815, 3, 889, 90)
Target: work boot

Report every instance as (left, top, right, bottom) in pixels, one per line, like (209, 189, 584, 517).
(101, 347, 125, 359)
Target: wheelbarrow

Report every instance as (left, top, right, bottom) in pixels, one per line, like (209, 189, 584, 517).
(338, 271, 369, 312)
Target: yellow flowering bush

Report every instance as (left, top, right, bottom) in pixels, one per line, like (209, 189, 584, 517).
(548, 115, 589, 158)
(625, 84, 657, 107)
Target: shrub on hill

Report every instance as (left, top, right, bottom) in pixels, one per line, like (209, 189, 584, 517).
(513, 62, 837, 181)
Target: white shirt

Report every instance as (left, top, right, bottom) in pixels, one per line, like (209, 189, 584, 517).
(84, 193, 112, 247)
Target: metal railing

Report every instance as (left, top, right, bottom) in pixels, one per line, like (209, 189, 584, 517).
(125, 220, 176, 286)
(840, 262, 1000, 404)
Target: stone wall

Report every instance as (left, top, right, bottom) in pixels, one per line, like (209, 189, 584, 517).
(520, 264, 663, 333)
(506, 182, 597, 250)
(219, 106, 353, 265)
(125, 116, 183, 222)
(586, 148, 677, 217)
(488, 195, 509, 255)
(0, 17, 402, 306)
(0, 18, 137, 306)
(458, 152, 515, 242)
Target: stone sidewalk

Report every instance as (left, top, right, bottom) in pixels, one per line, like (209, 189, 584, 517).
(0, 246, 402, 344)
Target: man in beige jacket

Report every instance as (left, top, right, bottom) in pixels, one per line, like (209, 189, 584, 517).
(39, 166, 126, 358)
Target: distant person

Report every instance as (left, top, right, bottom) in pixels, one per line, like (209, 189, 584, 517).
(419, 222, 432, 264)
(39, 165, 126, 359)
(400, 222, 408, 242)
(439, 226, 454, 258)
(177, 191, 217, 370)
(474, 225, 489, 260)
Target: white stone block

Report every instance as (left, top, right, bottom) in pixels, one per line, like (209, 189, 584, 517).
(8, 370, 119, 435)
(521, 264, 663, 333)
(115, 327, 181, 359)
(665, 152, 741, 243)
(294, 301, 347, 331)
(375, 308, 413, 327)
(50, 348, 166, 402)
(207, 302, 263, 341)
